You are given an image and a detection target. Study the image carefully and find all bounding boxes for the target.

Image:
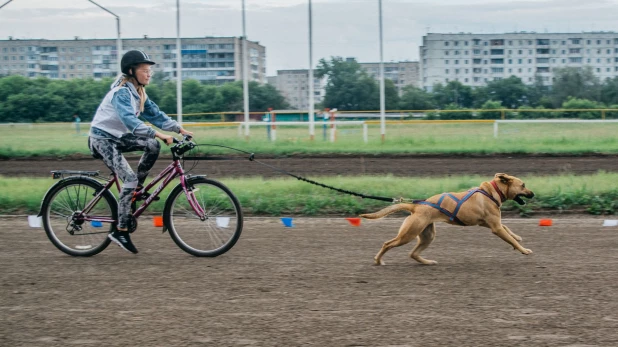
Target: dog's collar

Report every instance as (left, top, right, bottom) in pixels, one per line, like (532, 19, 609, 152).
(490, 180, 507, 203)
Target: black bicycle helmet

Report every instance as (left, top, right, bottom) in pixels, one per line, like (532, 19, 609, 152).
(121, 50, 156, 75)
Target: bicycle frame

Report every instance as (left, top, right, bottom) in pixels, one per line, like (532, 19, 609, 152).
(80, 159, 206, 226)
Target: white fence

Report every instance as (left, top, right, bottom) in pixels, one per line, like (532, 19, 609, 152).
(239, 121, 368, 143)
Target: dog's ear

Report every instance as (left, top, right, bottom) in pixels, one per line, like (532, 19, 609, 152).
(495, 173, 511, 184)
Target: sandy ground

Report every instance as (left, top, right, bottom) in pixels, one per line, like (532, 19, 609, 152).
(1, 216, 618, 346)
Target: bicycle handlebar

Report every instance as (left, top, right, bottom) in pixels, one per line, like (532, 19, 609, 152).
(172, 134, 193, 144)
(170, 134, 196, 157)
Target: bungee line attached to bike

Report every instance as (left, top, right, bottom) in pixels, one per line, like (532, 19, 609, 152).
(187, 143, 411, 204)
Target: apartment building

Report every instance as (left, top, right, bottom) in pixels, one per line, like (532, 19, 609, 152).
(420, 32, 618, 90)
(269, 69, 325, 110)
(0, 36, 266, 84)
(359, 61, 420, 94)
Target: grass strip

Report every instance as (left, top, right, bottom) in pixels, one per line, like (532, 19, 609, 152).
(3, 172, 618, 216)
(2, 122, 618, 158)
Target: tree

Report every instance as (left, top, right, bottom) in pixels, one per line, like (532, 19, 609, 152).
(316, 56, 398, 111)
(431, 81, 474, 109)
(246, 81, 289, 111)
(551, 66, 601, 107)
(399, 86, 435, 110)
(484, 76, 530, 109)
(600, 76, 618, 106)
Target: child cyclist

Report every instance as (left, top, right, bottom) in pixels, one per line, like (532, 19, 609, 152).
(88, 50, 193, 254)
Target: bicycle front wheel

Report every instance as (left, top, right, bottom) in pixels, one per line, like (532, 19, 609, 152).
(41, 177, 117, 256)
(164, 177, 243, 257)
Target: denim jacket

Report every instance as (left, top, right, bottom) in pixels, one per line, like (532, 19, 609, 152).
(89, 78, 180, 140)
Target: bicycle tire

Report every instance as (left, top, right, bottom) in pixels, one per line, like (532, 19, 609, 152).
(41, 177, 117, 257)
(164, 176, 243, 257)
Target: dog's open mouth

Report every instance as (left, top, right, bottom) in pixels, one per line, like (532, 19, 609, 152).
(514, 196, 526, 205)
(513, 193, 534, 205)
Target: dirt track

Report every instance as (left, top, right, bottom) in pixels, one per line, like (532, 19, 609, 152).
(3, 155, 618, 346)
(1, 216, 618, 346)
(2, 154, 618, 178)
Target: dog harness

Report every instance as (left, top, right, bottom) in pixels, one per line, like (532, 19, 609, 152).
(415, 186, 502, 226)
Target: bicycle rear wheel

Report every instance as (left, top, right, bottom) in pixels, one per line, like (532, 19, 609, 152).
(41, 177, 117, 256)
(164, 176, 243, 257)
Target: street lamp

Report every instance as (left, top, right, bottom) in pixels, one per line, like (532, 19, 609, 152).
(241, 0, 250, 139)
(378, 0, 386, 142)
(176, 0, 182, 124)
(0, 0, 15, 10)
(87, 0, 122, 73)
(308, 0, 315, 140)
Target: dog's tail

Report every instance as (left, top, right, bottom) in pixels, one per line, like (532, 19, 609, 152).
(359, 203, 416, 220)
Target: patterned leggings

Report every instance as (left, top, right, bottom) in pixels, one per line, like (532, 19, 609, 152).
(89, 134, 160, 229)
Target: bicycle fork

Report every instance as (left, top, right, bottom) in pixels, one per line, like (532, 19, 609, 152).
(180, 176, 206, 221)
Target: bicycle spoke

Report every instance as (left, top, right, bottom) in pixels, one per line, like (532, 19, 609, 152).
(166, 178, 242, 257)
(43, 178, 115, 257)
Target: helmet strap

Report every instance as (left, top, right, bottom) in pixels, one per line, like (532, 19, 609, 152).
(127, 67, 145, 86)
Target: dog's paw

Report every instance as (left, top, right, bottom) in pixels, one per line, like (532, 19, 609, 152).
(374, 259, 385, 266)
(521, 248, 533, 255)
(513, 235, 523, 242)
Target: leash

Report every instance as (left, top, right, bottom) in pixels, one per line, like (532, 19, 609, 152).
(186, 144, 405, 203)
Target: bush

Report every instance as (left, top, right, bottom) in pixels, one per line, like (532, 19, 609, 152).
(478, 100, 505, 119)
(561, 97, 604, 119)
(438, 103, 473, 120)
(516, 105, 550, 119)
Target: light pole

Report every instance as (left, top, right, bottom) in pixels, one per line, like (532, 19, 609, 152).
(176, 0, 182, 124)
(241, 0, 250, 140)
(0, 0, 15, 10)
(87, 1, 122, 74)
(378, 0, 386, 142)
(308, 0, 315, 140)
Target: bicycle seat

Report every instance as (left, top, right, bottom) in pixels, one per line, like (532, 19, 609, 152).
(87, 137, 103, 160)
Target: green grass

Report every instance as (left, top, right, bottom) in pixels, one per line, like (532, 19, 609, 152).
(2, 122, 618, 158)
(5, 172, 618, 216)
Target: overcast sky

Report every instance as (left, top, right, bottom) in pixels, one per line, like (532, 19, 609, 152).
(2, 0, 618, 75)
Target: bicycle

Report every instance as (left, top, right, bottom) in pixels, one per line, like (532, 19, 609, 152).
(38, 135, 243, 257)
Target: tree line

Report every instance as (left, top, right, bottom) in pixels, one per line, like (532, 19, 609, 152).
(0, 75, 289, 123)
(317, 57, 618, 119)
(2, 56, 618, 123)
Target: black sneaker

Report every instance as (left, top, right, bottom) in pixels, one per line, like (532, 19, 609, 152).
(108, 230, 139, 254)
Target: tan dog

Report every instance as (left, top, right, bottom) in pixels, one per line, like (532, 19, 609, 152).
(360, 173, 535, 265)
